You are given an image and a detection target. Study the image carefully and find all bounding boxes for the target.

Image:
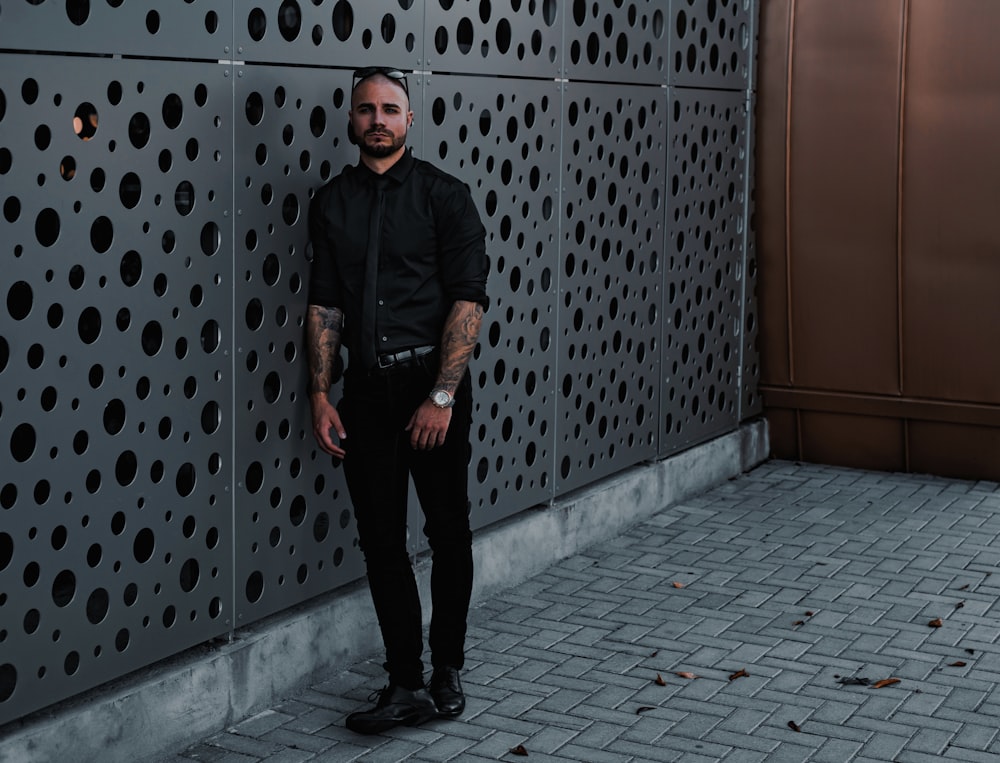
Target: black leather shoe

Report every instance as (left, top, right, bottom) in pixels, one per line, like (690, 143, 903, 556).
(429, 666, 465, 717)
(345, 684, 438, 735)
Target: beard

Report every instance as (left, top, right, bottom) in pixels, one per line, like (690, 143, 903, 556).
(359, 129, 407, 158)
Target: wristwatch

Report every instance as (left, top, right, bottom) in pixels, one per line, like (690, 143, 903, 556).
(429, 389, 455, 409)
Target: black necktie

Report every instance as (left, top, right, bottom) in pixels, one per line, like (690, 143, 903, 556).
(360, 177, 387, 372)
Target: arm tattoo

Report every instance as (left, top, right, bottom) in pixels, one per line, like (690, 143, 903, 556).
(435, 300, 484, 393)
(306, 305, 344, 396)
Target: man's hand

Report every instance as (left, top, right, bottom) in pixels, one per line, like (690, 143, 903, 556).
(311, 393, 347, 458)
(405, 399, 452, 450)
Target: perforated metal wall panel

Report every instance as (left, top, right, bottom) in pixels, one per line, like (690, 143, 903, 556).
(557, 83, 666, 494)
(742, 92, 763, 420)
(420, 74, 561, 520)
(0, 0, 233, 59)
(661, 88, 749, 454)
(740, 1, 761, 420)
(236, 0, 425, 68)
(425, 0, 562, 76)
(564, 0, 669, 84)
(0, 1, 761, 726)
(668, 0, 755, 89)
(233, 65, 367, 621)
(0, 54, 234, 724)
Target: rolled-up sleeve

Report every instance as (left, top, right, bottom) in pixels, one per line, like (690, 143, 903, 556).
(434, 181, 489, 310)
(307, 188, 341, 308)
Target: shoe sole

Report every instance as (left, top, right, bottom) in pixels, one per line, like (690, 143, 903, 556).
(346, 706, 439, 735)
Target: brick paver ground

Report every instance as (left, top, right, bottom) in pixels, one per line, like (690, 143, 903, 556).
(159, 461, 1000, 762)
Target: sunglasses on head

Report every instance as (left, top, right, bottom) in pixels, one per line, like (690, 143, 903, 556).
(352, 66, 409, 96)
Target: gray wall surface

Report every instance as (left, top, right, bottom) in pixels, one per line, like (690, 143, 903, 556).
(0, 0, 760, 727)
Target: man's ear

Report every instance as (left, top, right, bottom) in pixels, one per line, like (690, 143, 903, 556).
(346, 120, 358, 145)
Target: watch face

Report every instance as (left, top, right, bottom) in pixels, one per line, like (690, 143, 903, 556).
(432, 390, 451, 407)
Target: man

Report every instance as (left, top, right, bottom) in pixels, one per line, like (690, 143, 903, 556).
(306, 66, 488, 735)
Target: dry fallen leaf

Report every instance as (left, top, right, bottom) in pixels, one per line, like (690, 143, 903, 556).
(675, 671, 697, 680)
(872, 678, 901, 689)
(948, 661, 967, 667)
(636, 706, 655, 714)
(805, 611, 815, 617)
(672, 582, 685, 589)
(965, 648, 976, 655)
(788, 721, 802, 732)
(729, 669, 750, 681)
(958, 584, 970, 591)
(955, 601, 965, 610)
(792, 620, 806, 626)
(509, 744, 529, 757)
(651, 650, 659, 657)
(929, 618, 943, 628)
(655, 673, 667, 686)
(836, 677, 871, 686)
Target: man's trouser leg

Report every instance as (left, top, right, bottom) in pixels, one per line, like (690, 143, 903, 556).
(341, 372, 424, 689)
(411, 372, 474, 671)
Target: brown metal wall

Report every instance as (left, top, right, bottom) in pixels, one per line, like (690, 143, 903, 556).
(756, 0, 1000, 481)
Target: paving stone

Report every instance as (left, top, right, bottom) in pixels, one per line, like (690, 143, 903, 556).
(556, 744, 633, 763)
(204, 732, 285, 757)
(894, 711, 961, 734)
(338, 738, 423, 762)
(232, 710, 297, 738)
(309, 742, 381, 761)
(565, 719, 633, 749)
(518, 725, 582, 755)
(420, 719, 492, 743)
(253, 750, 313, 763)
(177, 748, 258, 763)
(754, 741, 826, 763)
(282, 708, 343, 735)
(894, 751, 947, 763)
(519, 707, 592, 730)
(810, 737, 866, 762)
(939, 687, 989, 712)
(477, 692, 543, 719)
(942, 748, 1000, 763)
(706, 729, 780, 755)
(464, 729, 541, 759)
(904, 726, 957, 755)
(863, 732, 911, 761)
(950, 723, 997, 751)
(259, 728, 334, 754)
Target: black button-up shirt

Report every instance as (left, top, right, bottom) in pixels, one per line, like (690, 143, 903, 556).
(308, 149, 488, 369)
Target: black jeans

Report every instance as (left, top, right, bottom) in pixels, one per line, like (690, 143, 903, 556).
(339, 354, 474, 690)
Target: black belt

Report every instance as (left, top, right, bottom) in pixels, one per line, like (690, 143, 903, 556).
(375, 344, 436, 371)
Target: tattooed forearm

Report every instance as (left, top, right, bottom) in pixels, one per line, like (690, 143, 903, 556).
(306, 305, 344, 396)
(435, 300, 484, 393)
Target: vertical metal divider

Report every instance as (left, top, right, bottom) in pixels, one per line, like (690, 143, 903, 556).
(226, 0, 238, 640)
(658, 80, 670, 459)
(550, 6, 567, 506)
(738, 0, 761, 425)
(660, 0, 677, 461)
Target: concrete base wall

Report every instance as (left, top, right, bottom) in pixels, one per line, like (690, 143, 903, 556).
(0, 421, 768, 763)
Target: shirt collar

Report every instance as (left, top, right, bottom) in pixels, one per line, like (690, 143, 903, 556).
(358, 147, 415, 187)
